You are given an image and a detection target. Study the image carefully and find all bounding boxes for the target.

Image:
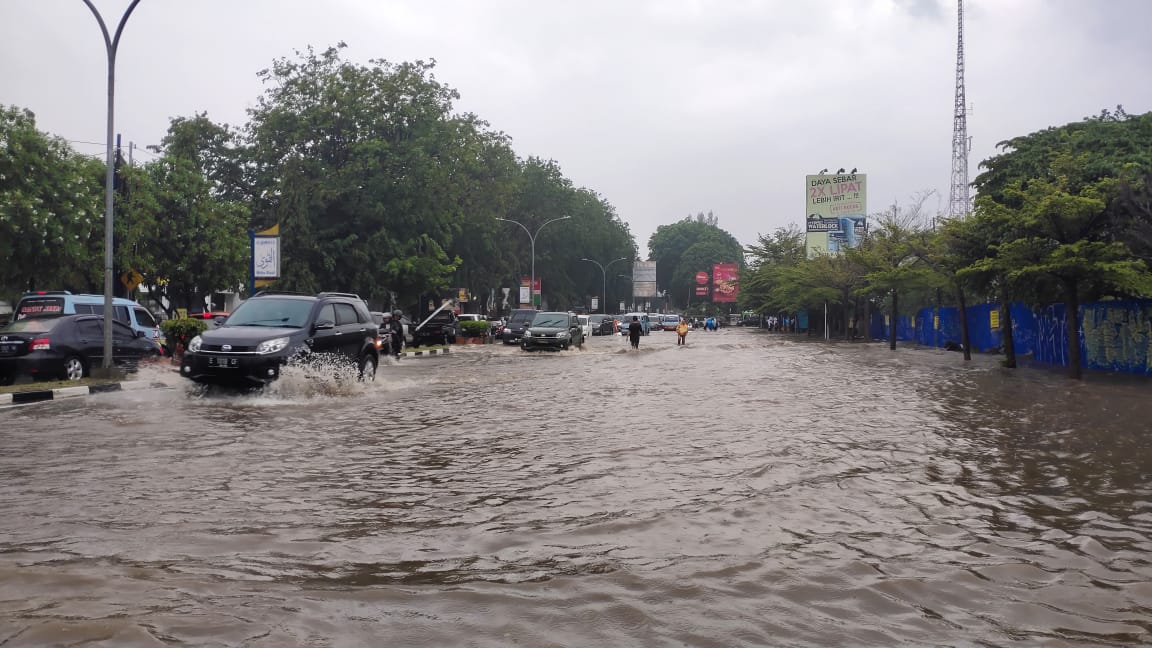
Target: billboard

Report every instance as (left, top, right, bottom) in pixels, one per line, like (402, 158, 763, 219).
(633, 261, 657, 298)
(805, 172, 867, 258)
(712, 263, 738, 303)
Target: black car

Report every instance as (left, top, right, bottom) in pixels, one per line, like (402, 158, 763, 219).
(588, 314, 615, 336)
(501, 308, 537, 344)
(521, 311, 585, 351)
(0, 314, 160, 384)
(180, 292, 380, 386)
(411, 310, 457, 347)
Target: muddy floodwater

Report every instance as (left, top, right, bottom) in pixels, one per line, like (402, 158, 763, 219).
(1, 328, 1150, 646)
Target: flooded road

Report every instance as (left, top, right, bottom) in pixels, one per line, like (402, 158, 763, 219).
(1, 328, 1150, 646)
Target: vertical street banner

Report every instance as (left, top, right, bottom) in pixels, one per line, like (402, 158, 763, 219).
(712, 262, 738, 302)
(633, 261, 657, 298)
(805, 173, 867, 258)
(250, 224, 280, 295)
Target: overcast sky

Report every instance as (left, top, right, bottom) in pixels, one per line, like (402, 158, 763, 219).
(3, 0, 1151, 256)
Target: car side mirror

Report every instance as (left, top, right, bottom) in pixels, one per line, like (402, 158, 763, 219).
(214, 315, 226, 324)
(314, 320, 335, 331)
(136, 330, 147, 338)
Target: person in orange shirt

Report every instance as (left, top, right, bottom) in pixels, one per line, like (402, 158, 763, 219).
(676, 318, 689, 345)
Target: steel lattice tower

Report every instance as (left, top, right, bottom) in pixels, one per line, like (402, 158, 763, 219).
(948, 0, 970, 219)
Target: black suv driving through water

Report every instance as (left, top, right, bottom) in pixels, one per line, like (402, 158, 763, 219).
(180, 292, 380, 386)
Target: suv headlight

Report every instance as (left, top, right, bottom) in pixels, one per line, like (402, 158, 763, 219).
(187, 335, 202, 353)
(557, 331, 570, 339)
(256, 336, 290, 354)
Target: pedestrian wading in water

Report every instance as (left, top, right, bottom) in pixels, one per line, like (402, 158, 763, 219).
(676, 317, 689, 345)
(627, 315, 643, 350)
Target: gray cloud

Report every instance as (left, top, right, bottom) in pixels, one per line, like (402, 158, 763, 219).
(1, 0, 1150, 254)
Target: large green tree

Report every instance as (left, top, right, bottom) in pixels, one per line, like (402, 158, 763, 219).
(0, 106, 104, 300)
(648, 216, 743, 309)
(245, 45, 486, 307)
(973, 108, 1152, 378)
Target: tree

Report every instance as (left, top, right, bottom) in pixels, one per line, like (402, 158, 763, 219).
(973, 109, 1152, 378)
(245, 45, 487, 308)
(0, 106, 104, 300)
(648, 216, 743, 309)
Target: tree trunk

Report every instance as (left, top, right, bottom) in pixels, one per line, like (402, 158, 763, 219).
(1001, 301, 1016, 369)
(843, 291, 852, 340)
(1063, 278, 1082, 380)
(888, 290, 898, 351)
(957, 284, 971, 361)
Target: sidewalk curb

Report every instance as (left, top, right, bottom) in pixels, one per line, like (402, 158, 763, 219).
(0, 380, 168, 405)
(400, 347, 451, 357)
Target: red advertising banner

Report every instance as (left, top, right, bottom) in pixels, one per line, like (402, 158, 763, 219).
(712, 263, 738, 302)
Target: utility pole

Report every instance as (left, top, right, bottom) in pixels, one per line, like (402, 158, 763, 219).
(948, 0, 971, 220)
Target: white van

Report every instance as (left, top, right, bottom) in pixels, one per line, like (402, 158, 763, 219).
(618, 312, 651, 335)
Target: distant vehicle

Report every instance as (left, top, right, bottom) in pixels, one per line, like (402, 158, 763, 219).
(618, 312, 651, 336)
(588, 314, 614, 336)
(189, 311, 230, 329)
(13, 290, 162, 343)
(501, 308, 537, 344)
(180, 291, 380, 386)
(0, 314, 160, 384)
(660, 314, 681, 331)
(412, 310, 458, 347)
(521, 311, 585, 351)
(577, 315, 593, 339)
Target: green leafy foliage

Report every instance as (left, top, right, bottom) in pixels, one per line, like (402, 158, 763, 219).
(160, 317, 208, 349)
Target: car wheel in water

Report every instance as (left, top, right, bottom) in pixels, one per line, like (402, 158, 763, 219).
(358, 354, 377, 382)
(62, 356, 86, 381)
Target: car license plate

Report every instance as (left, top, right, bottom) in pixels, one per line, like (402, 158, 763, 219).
(0, 345, 13, 354)
(209, 356, 237, 368)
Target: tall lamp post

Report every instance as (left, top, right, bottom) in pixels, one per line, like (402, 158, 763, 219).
(83, 0, 141, 371)
(496, 215, 570, 307)
(580, 256, 626, 314)
(617, 274, 633, 313)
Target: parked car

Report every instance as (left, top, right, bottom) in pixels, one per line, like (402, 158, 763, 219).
(13, 290, 163, 344)
(412, 309, 458, 347)
(501, 308, 537, 344)
(0, 314, 160, 385)
(588, 314, 614, 336)
(521, 311, 585, 351)
(180, 291, 380, 386)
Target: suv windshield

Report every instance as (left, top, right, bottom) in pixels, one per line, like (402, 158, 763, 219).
(227, 298, 313, 328)
(531, 313, 568, 328)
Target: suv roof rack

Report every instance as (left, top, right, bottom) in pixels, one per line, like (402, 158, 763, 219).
(317, 292, 363, 300)
(252, 290, 308, 297)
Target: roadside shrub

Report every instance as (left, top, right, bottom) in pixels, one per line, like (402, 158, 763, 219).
(459, 320, 491, 337)
(160, 317, 208, 350)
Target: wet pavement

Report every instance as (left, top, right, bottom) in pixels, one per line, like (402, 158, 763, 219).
(1, 327, 1150, 646)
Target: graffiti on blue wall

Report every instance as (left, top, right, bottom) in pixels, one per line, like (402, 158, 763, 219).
(877, 299, 1152, 377)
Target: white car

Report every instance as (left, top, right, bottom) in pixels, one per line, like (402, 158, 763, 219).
(577, 315, 593, 339)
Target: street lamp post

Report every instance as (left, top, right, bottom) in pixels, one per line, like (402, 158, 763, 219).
(83, 0, 141, 371)
(617, 274, 632, 312)
(496, 216, 570, 308)
(580, 256, 627, 314)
